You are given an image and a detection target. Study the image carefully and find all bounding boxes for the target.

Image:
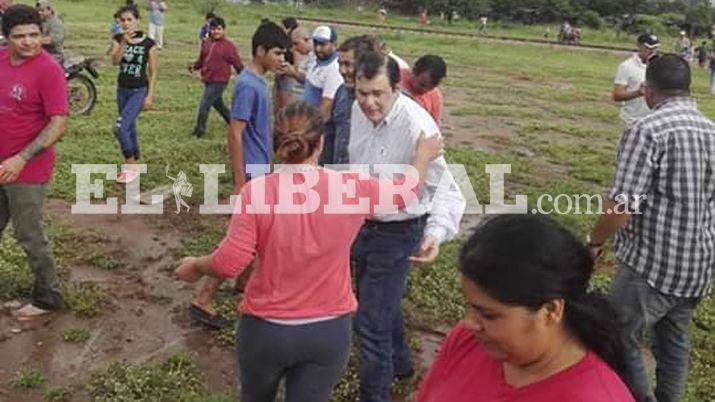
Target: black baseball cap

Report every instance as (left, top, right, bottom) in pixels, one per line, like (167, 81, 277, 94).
(637, 33, 660, 49)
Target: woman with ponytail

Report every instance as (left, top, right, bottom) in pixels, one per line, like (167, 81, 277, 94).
(416, 214, 634, 402)
(175, 102, 443, 402)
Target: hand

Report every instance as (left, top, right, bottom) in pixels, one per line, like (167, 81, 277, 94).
(409, 235, 440, 264)
(174, 257, 203, 283)
(143, 95, 154, 110)
(415, 131, 444, 162)
(0, 155, 27, 184)
(122, 29, 135, 43)
(277, 62, 296, 78)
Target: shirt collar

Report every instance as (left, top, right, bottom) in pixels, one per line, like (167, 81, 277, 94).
(652, 96, 695, 111)
(632, 53, 647, 68)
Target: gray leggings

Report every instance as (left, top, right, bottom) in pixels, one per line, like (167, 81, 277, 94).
(236, 314, 352, 402)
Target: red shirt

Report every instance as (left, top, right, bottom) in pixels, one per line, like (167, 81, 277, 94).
(210, 168, 419, 319)
(0, 48, 68, 184)
(417, 322, 635, 402)
(193, 38, 243, 84)
(400, 71, 443, 125)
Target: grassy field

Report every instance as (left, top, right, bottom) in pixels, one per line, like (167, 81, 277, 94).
(0, 0, 714, 400)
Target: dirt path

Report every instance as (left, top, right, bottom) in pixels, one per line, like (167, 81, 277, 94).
(0, 199, 237, 401)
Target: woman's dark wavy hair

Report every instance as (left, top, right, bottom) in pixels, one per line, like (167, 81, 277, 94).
(459, 214, 628, 381)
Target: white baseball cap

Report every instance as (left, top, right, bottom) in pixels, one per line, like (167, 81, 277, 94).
(312, 25, 338, 44)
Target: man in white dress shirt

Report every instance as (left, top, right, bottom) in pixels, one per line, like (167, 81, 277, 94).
(349, 50, 465, 402)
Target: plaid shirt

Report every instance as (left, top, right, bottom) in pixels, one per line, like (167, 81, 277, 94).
(610, 96, 715, 298)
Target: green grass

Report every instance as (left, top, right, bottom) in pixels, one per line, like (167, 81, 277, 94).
(86, 353, 204, 401)
(0, 0, 712, 400)
(44, 387, 71, 401)
(62, 327, 91, 343)
(8, 369, 45, 389)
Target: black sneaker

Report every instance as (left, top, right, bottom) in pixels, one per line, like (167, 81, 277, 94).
(189, 304, 232, 330)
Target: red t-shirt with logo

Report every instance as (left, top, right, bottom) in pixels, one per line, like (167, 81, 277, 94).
(0, 48, 68, 184)
(416, 322, 635, 402)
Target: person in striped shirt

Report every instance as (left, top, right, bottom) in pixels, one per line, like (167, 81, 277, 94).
(589, 54, 715, 402)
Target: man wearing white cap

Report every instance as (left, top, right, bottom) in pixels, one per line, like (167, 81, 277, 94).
(302, 25, 343, 121)
(613, 33, 659, 127)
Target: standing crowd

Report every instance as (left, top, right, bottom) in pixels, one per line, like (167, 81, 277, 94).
(1, 2, 714, 402)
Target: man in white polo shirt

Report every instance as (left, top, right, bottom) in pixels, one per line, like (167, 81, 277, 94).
(302, 25, 343, 122)
(613, 33, 660, 127)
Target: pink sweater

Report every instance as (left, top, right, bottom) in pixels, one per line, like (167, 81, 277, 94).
(210, 168, 419, 319)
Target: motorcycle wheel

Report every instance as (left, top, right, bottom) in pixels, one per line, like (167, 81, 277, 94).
(67, 73, 97, 115)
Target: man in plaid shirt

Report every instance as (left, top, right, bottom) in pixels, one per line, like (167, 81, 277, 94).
(588, 54, 715, 401)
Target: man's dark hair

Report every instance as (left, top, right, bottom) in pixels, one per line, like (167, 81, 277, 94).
(338, 35, 378, 61)
(413, 55, 447, 87)
(209, 16, 225, 29)
(2, 4, 41, 37)
(646, 53, 690, 95)
(252, 21, 290, 56)
(205, 12, 216, 20)
(117, 4, 140, 20)
(282, 17, 298, 31)
(355, 50, 400, 90)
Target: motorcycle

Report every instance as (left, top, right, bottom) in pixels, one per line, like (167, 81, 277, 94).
(0, 32, 99, 116)
(64, 57, 99, 116)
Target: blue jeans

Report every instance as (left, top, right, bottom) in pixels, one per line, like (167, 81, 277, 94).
(116, 86, 147, 159)
(352, 217, 426, 402)
(193, 82, 230, 136)
(609, 265, 700, 402)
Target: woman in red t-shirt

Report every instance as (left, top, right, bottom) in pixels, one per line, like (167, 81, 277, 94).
(416, 214, 635, 402)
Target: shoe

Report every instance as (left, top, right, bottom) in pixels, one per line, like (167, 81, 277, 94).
(14, 304, 51, 321)
(116, 169, 139, 184)
(189, 304, 232, 330)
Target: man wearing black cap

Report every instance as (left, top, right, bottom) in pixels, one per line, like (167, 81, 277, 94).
(301, 25, 343, 121)
(613, 33, 659, 127)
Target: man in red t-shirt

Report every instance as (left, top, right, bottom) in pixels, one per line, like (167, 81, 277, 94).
(400, 54, 446, 126)
(0, 5, 69, 319)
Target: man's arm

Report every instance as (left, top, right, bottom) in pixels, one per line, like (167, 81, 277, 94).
(0, 115, 68, 183)
(228, 119, 247, 193)
(318, 97, 334, 123)
(588, 199, 631, 250)
(191, 41, 205, 72)
(410, 151, 466, 264)
(613, 84, 643, 102)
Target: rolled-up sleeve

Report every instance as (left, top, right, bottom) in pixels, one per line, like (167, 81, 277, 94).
(424, 156, 466, 243)
(210, 187, 258, 278)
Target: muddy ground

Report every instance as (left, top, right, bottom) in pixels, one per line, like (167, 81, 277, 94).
(0, 89, 500, 401)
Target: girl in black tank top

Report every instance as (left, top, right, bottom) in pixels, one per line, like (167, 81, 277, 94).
(109, 5, 158, 184)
